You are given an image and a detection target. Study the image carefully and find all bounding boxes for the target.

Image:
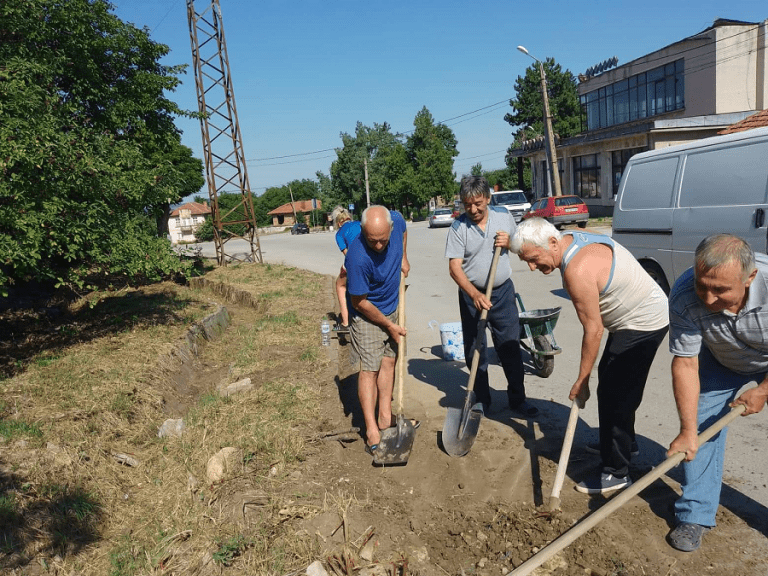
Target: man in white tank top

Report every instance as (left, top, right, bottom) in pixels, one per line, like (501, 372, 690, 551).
(511, 217, 668, 495)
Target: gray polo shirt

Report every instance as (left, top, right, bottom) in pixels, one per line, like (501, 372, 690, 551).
(445, 206, 516, 289)
(669, 252, 768, 375)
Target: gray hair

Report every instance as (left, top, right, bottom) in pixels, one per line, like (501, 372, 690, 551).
(331, 205, 352, 228)
(459, 176, 491, 203)
(361, 205, 392, 228)
(695, 234, 755, 281)
(510, 217, 562, 254)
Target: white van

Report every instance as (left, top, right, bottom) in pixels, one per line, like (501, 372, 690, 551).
(490, 190, 531, 223)
(612, 126, 768, 293)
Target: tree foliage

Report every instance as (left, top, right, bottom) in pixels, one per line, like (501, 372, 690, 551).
(405, 107, 458, 212)
(328, 108, 457, 218)
(504, 58, 582, 142)
(0, 0, 203, 294)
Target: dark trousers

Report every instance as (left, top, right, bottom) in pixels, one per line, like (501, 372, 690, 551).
(597, 326, 668, 477)
(458, 279, 525, 408)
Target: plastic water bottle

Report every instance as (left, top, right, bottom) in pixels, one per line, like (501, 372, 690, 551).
(321, 319, 331, 346)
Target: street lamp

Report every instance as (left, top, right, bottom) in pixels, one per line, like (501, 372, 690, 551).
(517, 45, 562, 197)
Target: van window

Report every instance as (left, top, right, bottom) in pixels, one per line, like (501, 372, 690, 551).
(679, 141, 768, 207)
(620, 156, 679, 209)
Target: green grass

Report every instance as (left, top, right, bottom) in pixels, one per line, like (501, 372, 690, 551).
(0, 493, 18, 523)
(300, 348, 317, 362)
(43, 484, 100, 522)
(0, 418, 43, 440)
(109, 534, 141, 576)
(212, 534, 252, 566)
(34, 354, 62, 367)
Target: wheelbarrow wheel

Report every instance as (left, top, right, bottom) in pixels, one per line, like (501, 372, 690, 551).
(532, 335, 555, 378)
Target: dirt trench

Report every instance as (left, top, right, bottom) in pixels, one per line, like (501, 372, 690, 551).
(155, 278, 768, 576)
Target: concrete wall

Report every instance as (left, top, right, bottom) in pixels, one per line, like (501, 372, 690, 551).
(714, 24, 761, 113)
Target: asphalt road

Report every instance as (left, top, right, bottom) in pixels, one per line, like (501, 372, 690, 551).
(190, 222, 768, 529)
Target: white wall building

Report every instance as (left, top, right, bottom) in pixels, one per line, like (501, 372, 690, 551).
(168, 201, 211, 244)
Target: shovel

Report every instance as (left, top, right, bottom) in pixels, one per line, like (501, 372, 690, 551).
(374, 272, 416, 465)
(548, 398, 584, 511)
(510, 404, 747, 576)
(442, 246, 502, 457)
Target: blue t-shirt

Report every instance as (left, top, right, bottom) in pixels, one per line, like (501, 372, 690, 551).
(335, 220, 361, 252)
(345, 211, 406, 316)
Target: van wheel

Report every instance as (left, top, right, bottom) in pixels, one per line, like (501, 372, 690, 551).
(641, 261, 670, 296)
(577, 221, 587, 229)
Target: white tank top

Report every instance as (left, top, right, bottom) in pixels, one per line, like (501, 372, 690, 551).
(561, 232, 668, 332)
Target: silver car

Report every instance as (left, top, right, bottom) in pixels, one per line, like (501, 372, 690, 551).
(427, 208, 454, 228)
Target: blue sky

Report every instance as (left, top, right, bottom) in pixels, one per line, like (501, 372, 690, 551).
(111, 0, 766, 200)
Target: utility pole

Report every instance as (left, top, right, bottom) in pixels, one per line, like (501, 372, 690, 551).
(363, 157, 371, 207)
(289, 186, 298, 222)
(518, 46, 562, 197)
(187, 0, 263, 264)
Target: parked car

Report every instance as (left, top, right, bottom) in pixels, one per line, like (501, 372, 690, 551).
(290, 222, 310, 235)
(428, 208, 455, 228)
(451, 199, 464, 219)
(490, 190, 531, 223)
(523, 195, 589, 229)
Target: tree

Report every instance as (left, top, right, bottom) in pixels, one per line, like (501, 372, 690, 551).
(0, 0, 203, 294)
(329, 109, 457, 217)
(504, 58, 582, 142)
(405, 107, 458, 213)
(330, 121, 401, 216)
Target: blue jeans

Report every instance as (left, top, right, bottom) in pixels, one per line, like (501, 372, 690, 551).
(674, 347, 762, 527)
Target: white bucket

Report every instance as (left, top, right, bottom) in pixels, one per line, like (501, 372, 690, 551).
(430, 321, 464, 361)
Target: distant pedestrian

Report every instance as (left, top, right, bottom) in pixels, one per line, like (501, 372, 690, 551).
(331, 206, 361, 332)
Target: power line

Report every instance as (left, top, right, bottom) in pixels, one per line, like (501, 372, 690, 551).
(245, 98, 514, 164)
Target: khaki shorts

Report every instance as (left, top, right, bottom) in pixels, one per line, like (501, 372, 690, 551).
(350, 310, 399, 372)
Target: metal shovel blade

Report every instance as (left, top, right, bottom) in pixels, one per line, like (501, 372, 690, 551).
(442, 401, 484, 457)
(373, 415, 416, 466)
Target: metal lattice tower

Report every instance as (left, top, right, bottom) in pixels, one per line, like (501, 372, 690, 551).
(186, 0, 262, 265)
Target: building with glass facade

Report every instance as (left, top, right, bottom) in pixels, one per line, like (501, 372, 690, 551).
(507, 18, 768, 216)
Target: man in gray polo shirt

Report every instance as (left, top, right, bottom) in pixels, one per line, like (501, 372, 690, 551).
(445, 176, 535, 417)
(666, 234, 768, 552)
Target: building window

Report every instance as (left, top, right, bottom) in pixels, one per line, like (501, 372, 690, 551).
(581, 59, 684, 131)
(573, 154, 600, 199)
(611, 147, 646, 197)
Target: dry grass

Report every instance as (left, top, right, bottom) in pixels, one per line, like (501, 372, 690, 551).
(0, 264, 335, 575)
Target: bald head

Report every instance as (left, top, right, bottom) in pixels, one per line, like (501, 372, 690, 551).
(361, 205, 393, 253)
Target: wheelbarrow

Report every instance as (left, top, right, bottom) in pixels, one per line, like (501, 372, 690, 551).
(516, 293, 561, 378)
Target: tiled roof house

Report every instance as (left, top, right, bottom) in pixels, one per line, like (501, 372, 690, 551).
(719, 108, 768, 134)
(168, 201, 211, 244)
(267, 200, 321, 227)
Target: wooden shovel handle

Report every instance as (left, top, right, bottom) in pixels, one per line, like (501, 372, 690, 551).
(395, 271, 406, 414)
(465, 245, 502, 395)
(511, 403, 747, 576)
(548, 399, 582, 509)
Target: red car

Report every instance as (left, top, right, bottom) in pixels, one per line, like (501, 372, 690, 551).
(523, 195, 589, 229)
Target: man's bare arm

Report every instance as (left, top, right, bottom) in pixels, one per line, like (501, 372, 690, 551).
(563, 263, 604, 404)
(401, 229, 410, 277)
(351, 294, 406, 341)
(667, 355, 701, 461)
